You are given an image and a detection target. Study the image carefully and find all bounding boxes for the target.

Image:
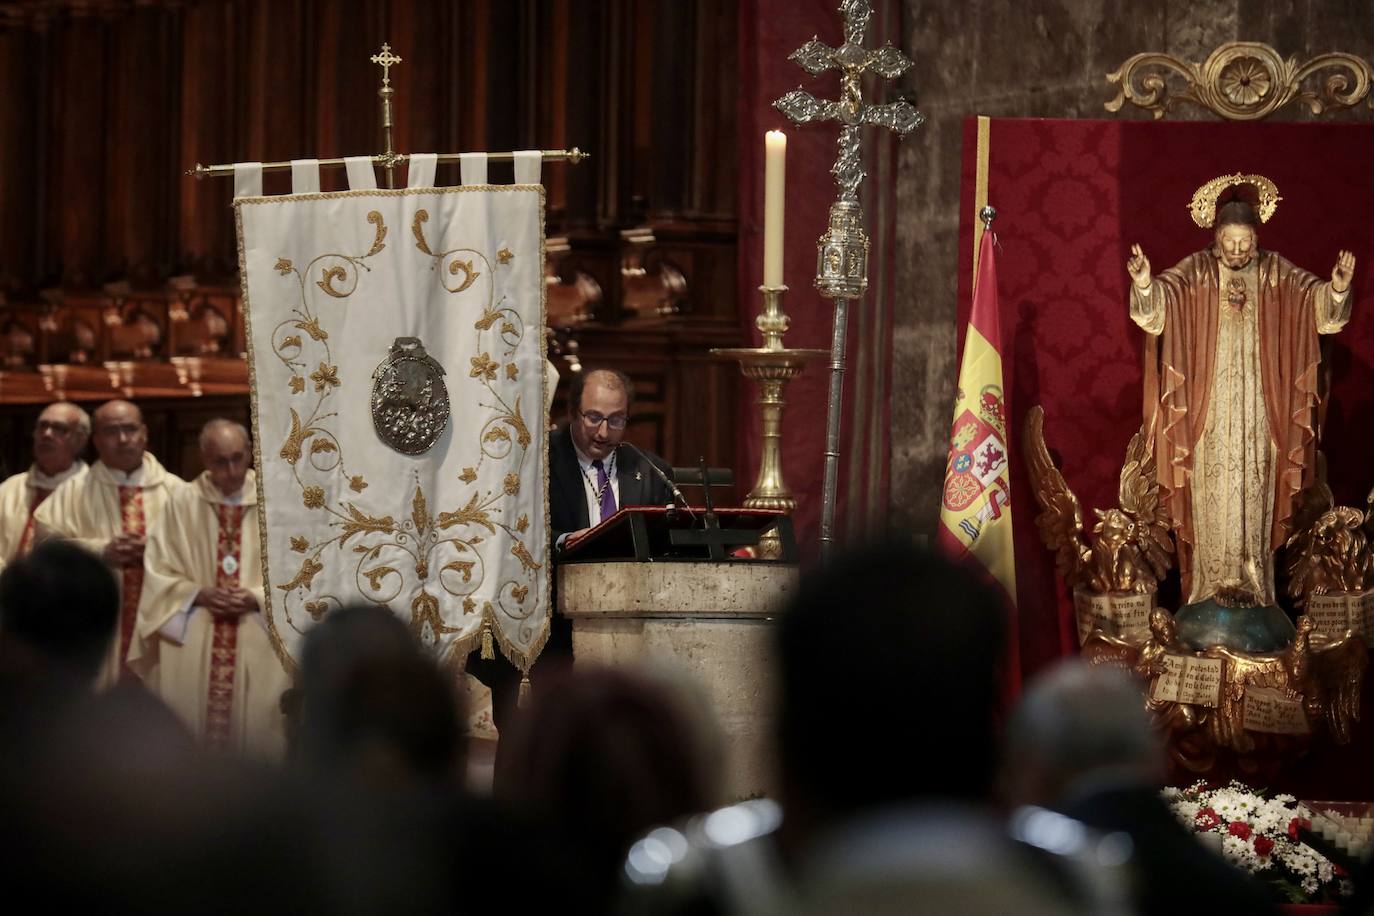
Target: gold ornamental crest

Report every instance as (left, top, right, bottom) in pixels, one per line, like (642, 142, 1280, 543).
(371, 336, 450, 454)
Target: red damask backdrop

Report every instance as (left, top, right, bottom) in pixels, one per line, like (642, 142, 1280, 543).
(958, 117, 1374, 794)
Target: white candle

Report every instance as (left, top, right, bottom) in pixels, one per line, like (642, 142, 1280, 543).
(763, 130, 786, 287)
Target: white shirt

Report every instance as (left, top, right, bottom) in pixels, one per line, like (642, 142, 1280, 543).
(556, 446, 621, 550)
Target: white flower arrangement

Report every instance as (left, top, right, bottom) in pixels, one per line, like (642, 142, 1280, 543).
(1163, 780, 1342, 902)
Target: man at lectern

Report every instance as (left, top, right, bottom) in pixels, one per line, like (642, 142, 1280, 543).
(549, 367, 675, 551)
(470, 367, 674, 735)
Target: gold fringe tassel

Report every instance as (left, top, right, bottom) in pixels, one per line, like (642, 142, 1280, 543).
(518, 673, 531, 707)
(481, 622, 495, 660)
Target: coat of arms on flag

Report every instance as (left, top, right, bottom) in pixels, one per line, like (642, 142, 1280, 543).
(937, 226, 1016, 605)
(942, 384, 1010, 540)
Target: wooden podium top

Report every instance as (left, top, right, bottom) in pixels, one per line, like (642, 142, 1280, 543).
(559, 506, 793, 563)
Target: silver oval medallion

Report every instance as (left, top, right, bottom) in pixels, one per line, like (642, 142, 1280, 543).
(371, 337, 450, 455)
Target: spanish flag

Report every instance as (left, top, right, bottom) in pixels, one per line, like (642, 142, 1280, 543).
(936, 229, 1016, 606)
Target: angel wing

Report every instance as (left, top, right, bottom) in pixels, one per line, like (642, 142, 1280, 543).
(1305, 630, 1368, 744)
(1118, 425, 1175, 582)
(1286, 453, 1337, 604)
(1023, 405, 1091, 589)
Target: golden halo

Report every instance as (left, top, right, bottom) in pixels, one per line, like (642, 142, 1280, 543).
(1188, 172, 1282, 228)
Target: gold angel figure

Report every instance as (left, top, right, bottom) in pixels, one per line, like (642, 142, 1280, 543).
(1024, 406, 1174, 594)
(1285, 464, 1374, 603)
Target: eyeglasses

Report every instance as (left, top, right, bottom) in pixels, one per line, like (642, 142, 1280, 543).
(35, 420, 78, 436)
(578, 410, 628, 431)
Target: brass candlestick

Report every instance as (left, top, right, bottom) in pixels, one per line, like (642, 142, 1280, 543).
(714, 284, 825, 558)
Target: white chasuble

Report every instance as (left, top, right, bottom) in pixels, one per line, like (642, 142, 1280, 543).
(0, 461, 86, 564)
(236, 181, 550, 675)
(34, 454, 181, 686)
(131, 471, 289, 757)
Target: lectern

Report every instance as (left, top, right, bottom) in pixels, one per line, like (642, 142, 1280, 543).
(558, 506, 798, 798)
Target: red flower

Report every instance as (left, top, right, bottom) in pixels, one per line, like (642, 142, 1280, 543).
(1195, 807, 1221, 830)
(1254, 836, 1274, 857)
(1287, 817, 1311, 840)
(1228, 821, 1252, 840)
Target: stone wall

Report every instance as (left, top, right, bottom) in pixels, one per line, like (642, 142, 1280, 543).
(890, 0, 1374, 536)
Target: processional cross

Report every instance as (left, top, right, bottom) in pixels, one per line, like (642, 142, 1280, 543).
(370, 43, 404, 187)
(774, 0, 923, 558)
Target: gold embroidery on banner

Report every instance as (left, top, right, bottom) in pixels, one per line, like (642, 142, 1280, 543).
(240, 189, 551, 674)
(294, 316, 328, 341)
(449, 259, 480, 292)
(278, 556, 324, 592)
(365, 210, 388, 257)
(497, 247, 513, 264)
(290, 536, 309, 552)
(310, 362, 340, 392)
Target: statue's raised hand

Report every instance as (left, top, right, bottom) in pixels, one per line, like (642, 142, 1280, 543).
(1127, 244, 1152, 290)
(1332, 249, 1356, 294)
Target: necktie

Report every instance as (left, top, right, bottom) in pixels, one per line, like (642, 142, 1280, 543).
(593, 459, 617, 522)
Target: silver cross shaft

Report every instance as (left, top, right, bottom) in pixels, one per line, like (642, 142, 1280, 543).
(772, 0, 924, 559)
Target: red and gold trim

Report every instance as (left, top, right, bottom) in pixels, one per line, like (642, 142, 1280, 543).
(16, 485, 53, 557)
(205, 503, 246, 749)
(116, 485, 147, 679)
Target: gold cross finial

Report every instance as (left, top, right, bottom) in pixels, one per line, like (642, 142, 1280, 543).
(371, 42, 402, 88)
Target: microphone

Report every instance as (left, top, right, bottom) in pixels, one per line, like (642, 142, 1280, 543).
(618, 441, 694, 515)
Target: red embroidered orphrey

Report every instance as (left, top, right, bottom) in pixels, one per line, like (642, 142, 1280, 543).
(206, 503, 246, 749)
(116, 486, 147, 678)
(17, 485, 53, 557)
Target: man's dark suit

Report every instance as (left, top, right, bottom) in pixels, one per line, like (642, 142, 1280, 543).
(547, 424, 675, 545)
(468, 424, 674, 729)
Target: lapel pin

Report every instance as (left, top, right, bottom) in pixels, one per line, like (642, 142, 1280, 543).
(635, 471, 643, 481)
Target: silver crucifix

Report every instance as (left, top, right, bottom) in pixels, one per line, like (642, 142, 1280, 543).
(773, 0, 923, 558)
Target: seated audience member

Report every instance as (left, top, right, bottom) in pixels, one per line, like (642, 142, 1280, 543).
(294, 603, 465, 788)
(1003, 660, 1277, 916)
(497, 664, 723, 913)
(292, 603, 567, 913)
(772, 541, 1082, 916)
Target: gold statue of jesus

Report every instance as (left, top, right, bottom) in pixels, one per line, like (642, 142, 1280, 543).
(1125, 174, 1354, 623)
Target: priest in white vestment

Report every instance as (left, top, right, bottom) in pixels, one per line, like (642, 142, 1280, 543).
(130, 419, 289, 756)
(0, 402, 89, 565)
(33, 399, 182, 685)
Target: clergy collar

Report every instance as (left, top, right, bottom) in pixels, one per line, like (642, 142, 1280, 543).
(28, 459, 85, 490)
(196, 469, 256, 507)
(99, 461, 144, 486)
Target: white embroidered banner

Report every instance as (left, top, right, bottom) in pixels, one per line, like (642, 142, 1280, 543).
(235, 186, 549, 674)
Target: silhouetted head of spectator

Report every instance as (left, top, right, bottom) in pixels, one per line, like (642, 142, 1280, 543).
(0, 540, 119, 685)
(497, 664, 722, 908)
(295, 604, 464, 789)
(1002, 659, 1161, 810)
(776, 541, 1007, 827)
